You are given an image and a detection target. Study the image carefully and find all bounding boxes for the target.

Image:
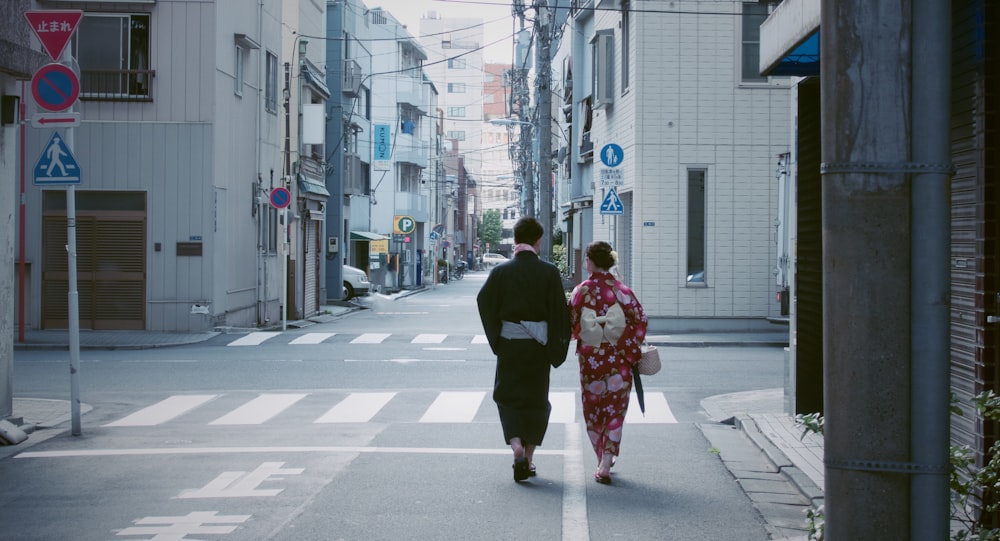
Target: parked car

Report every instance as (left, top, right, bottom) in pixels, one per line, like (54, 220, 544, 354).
(342, 265, 371, 300)
(482, 253, 509, 267)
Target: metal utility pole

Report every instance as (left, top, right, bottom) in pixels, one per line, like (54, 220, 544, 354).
(535, 0, 553, 260)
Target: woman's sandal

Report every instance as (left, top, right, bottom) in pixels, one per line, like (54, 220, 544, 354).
(594, 472, 612, 485)
(513, 458, 531, 482)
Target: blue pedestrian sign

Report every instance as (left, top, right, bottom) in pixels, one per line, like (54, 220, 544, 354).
(600, 143, 624, 167)
(33, 131, 80, 185)
(600, 187, 624, 215)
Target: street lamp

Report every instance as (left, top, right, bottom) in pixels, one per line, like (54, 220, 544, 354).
(489, 118, 533, 128)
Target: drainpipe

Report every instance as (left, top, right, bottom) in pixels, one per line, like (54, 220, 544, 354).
(909, 0, 951, 537)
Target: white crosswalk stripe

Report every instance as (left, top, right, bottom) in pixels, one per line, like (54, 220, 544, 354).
(288, 333, 336, 345)
(419, 392, 486, 423)
(102, 391, 680, 428)
(549, 392, 578, 424)
(350, 333, 391, 344)
(208, 393, 307, 425)
(227, 332, 280, 347)
(412, 333, 447, 344)
(314, 392, 396, 423)
(225, 332, 491, 346)
(103, 395, 219, 427)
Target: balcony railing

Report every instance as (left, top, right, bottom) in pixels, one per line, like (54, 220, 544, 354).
(343, 60, 362, 96)
(396, 76, 428, 112)
(81, 69, 155, 102)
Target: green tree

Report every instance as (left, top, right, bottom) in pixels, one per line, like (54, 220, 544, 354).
(479, 209, 503, 250)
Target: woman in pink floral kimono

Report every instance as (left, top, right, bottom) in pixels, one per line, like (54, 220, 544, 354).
(568, 241, 648, 484)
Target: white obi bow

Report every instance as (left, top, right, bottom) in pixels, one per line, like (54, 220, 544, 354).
(579, 303, 626, 347)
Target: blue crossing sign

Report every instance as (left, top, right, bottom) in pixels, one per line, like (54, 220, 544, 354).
(599, 187, 624, 215)
(33, 131, 80, 185)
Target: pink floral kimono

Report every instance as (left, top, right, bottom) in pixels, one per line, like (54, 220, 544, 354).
(568, 271, 648, 463)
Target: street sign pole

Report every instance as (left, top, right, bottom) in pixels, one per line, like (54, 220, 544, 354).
(281, 207, 287, 331)
(26, 9, 84, 435)
(269, 187, 292, 331)
(66, 128, 81, 436)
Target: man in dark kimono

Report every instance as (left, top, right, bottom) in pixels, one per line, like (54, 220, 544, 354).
(477, 217, 571, 482)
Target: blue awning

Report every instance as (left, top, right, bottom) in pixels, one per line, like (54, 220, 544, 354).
(768, 31, 819, 77)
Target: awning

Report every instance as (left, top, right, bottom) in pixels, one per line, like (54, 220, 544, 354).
(766, 31, 819, 77)
(759, 0, 820, 77)
(351, 231, 388, 241)
(298, 174, 330, 197)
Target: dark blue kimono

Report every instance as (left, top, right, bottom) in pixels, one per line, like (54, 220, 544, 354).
(477, 251, 571, 445)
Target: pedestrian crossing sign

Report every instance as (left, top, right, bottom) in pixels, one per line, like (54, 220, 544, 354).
(33, 130, 81, 185)
(600, 187, 624, 215)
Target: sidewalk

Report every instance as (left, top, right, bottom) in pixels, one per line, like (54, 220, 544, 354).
(11, 302, 361, 351)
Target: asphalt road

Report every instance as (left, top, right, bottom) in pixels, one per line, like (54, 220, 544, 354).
(4, 271, 788, 541)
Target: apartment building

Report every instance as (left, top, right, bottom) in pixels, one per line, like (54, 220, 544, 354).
(364, 8, 437, 290)
(556, 0, 791, 331)
(17, 0, 292, 332)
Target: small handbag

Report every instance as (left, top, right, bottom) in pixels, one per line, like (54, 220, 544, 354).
(636, 343, 661, 375)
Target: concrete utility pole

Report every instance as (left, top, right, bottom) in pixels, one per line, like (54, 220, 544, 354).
(820, 0, 949, 538)
(510, 1, 533, 221)
(535, 0, 553, 261)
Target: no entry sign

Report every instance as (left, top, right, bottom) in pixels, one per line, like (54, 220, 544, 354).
(32, 63, 80, 112)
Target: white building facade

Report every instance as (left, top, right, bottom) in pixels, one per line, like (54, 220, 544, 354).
(366, 9, 436, 290)
(17, 0, 288, 332)
(558, 0, 791, 330)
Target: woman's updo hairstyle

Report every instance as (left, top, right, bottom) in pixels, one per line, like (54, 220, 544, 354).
(586, 241, 616, 271)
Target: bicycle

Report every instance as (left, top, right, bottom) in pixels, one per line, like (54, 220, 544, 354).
(452, 260, 467, 280)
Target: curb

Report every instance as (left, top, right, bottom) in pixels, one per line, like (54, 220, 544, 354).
(736, 414, 825, 506)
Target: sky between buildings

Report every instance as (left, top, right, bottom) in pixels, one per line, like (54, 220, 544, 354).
(369, 0, 519, 63)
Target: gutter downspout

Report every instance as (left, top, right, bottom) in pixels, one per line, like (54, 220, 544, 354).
(256, 0, 264, 325)
(909, 0, 951, 537)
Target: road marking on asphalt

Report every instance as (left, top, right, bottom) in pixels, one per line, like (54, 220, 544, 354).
(103, 395, 218, 427)
(344, 358, 467, 364)
(412, 333, 447, 344)
(177, 461, 304, 498)
(350, 333, 391, 344)
(419, 392, 486, 423)
(549, 392, 577, 424)
(227, 332, 279, 346)
(626, 392, 678, 423)
(208, 394, 307, 425)
(289, 333, 335, 345)
(314, 392, 396, 423)
(17, 446, 573, 459)
(116, 511, 251, 538)
(471, 335, 489, 344)
(423, 347, 467, 351)
(562, 423, 590, 541)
